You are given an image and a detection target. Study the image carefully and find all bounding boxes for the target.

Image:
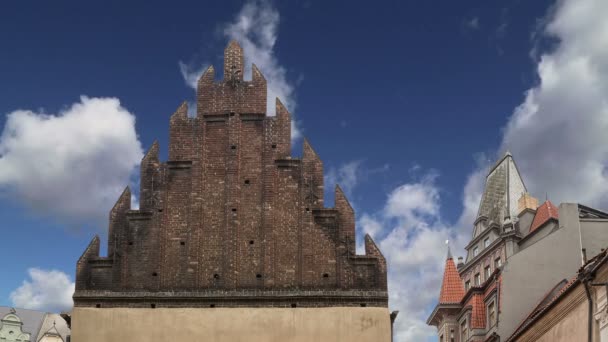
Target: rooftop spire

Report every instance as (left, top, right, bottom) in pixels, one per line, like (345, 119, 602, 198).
(474, 152, 527, 237)
(446, 240, 452, 260)
(438, 254, 465, 304)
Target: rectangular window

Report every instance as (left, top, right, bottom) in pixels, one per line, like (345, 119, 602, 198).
(488, 301, 496, 327)
(495, 257, 502, 268)
(484, 238, 490, 248)
(475, 273, 481, 286)
(450, 329, 455, 342)
(485, 266, 491, 279)
(440, 335, 444, 342)
(461, 321, 468, 341)
(465, 280, 470, 291)
(473, 247, 479, 257)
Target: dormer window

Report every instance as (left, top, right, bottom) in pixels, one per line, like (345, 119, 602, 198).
(484, 238, 490, 248)
(475, 273, 481, 286)
(473, 247, 479, 257)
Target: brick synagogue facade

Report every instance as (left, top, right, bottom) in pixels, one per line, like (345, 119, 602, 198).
(70, 41, 393, 341)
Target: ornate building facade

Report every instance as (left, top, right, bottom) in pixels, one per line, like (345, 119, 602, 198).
(71, 41, 392, 342)
(428, 153, 608, 341)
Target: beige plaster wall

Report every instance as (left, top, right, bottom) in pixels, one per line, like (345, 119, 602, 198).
(71, 307, 391, 342)
(514, 286, 588, 342)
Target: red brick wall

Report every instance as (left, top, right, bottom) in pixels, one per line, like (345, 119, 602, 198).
(75, 41, 387, 307)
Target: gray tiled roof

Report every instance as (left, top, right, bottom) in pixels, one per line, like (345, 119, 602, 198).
(0, 306, 46, 339)
(475, 153, 527, 237)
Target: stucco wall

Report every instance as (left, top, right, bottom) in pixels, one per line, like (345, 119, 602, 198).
(581, 219, 608, 259)
(513, 286, 588, 342)
(71, 307, 391, 342)
(498, 203, 584, 339)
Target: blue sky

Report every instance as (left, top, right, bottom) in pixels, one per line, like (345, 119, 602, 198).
(3, 0, 608, 340)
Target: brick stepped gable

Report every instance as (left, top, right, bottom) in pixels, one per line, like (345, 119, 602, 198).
(74, 41, 388, 308)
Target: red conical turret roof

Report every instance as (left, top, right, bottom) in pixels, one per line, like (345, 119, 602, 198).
(439, 254, 465, 304)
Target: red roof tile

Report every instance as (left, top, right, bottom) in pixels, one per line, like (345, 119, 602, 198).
(469, 294, 487, 329)
(530, 200, 559, 233)
(439, 257, 465, 304)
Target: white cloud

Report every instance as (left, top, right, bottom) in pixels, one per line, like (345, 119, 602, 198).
(179, 0, 301, 140)
(10, 268, 75, 313)
(467, 17, 480, 30)
(178, 61, 209, 90)
(356, 170, 469, 341)
(0, 96, 143, 228)
(501, 0, 608, 210)
(325, 160, 363, 196)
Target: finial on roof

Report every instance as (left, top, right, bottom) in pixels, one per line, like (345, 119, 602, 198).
(505, 150, 512, 157)
(446, 240, 452, 260)
(9, 308, 16, 314)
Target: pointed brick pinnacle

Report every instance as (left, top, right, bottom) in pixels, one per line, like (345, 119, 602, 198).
(170, 101, 189, 121)
(197, 65, 215, 87)
(275, 98, 290, 118)
(142, 140, 159, 162)
(251, 64, 266, 83)
(224, 40, 244, 82)
(303, 138, 319, 159)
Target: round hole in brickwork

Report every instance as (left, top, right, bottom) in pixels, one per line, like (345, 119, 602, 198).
(244, 179, 250, 185)
(152, 272, 158, 277)
(271, 144, 277, 149)
(229, 112, 235, 117)
(322, 273, 329, 278)
(213, 274, 220, 279)
(256, 274, 262, 279)
(180, 241, 185, 246)
(128, 241, 133, 246)
(232, 208, 237, 212)
(231, 145, 237, 150)
(210, 304, 216, 308)
(95, 304, 101, 308)
(249, 240, 254, 245)
(158, 209, 163, 212)
(305, 207, 310, 212)
(151, 304, 156, 309)
(291, 303, 297, 308)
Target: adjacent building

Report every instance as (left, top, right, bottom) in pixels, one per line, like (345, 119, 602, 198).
(428, 152, 608, 341)
(0, 307, 70, 342)
(506, 248, 608, 341)
(71, 41, 392, 342)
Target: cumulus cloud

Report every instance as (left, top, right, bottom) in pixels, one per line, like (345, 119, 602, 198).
(501, 0, 608, 209)
(357, 171, 469, 341)
(179, 0, 301, 140)
(10, 268, 75, 313)
(0, 96, 143, 228)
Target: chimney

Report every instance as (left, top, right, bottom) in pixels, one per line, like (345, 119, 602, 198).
(518, 193, 538, 215)
(457, 256, 464, 269)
